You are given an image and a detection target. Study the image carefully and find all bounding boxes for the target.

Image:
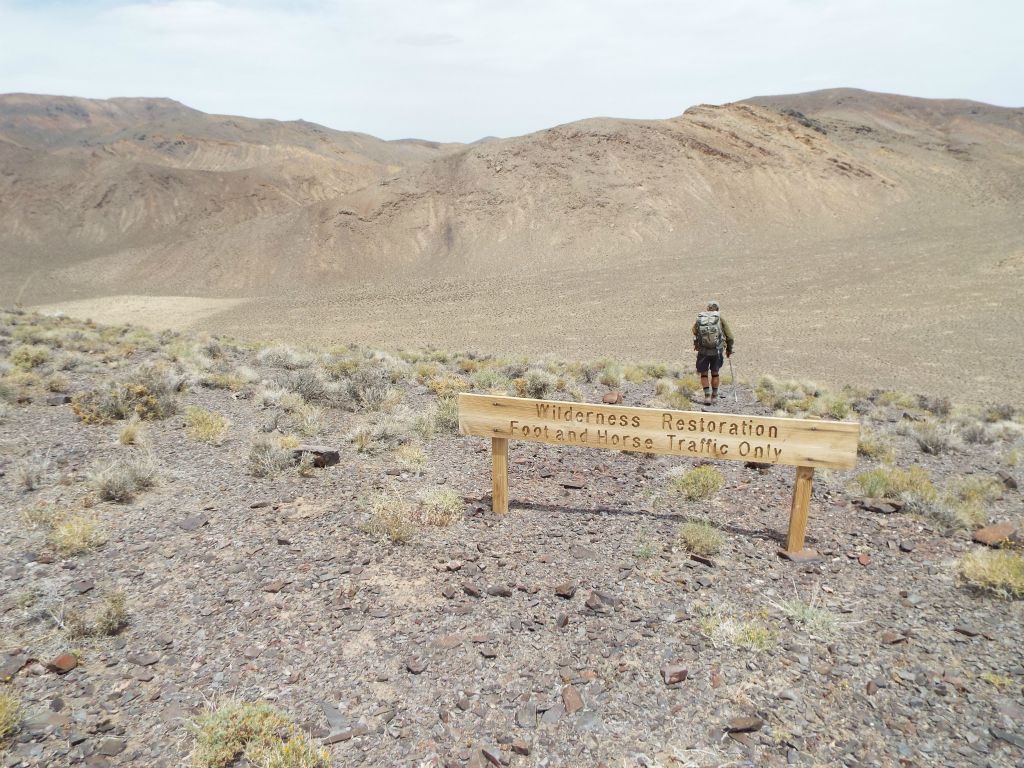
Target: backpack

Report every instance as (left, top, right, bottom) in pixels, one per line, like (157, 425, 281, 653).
(695, 311, 724, 353)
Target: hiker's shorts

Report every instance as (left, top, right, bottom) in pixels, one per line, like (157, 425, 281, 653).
(696, 351, 724, 375)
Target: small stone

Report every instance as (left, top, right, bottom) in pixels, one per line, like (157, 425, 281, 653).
(556, 613, 569, 629)
(602, 391, 624, 404)
(406, 656, 428, 674)
(561, 476, 586, 490)
(126, 652, 160, 667)
(323, 724, 368, 744)
(857, 553, 871, 566)
(990, 727, 1024, 750)
(262, 580, 286, 593)
(866, 680, 879, 696)
(45, 653, 78, 674)
(726, 716, 764, 733)
(511, 738, 531, 756)
(562, 684, 584, 714)
(480, 747, 504, 767)
(996, 469, 1018, 491)
(899, 541, 915, 553)
(515, 700, 537, 729)
(585, 591, 609, 612)
(97, 737, 126, 756)
(859, 498, 903, 514)
(554, 582, 577, 599)
(464, 584, 483, 598)
(691, 554, 715, 568)
(486, 584, 512, 597)
(434, 635, 462, 650)
(660, 664, 688, 685)
(777, 549, 821, 563)
(46, 394, 73, 406)
(880, 631, 907, 645)
(177, 514, 209, 532)
(479, 646, 498, 659)
(953, 625, 981, 638)
(442, 585, 458, 600)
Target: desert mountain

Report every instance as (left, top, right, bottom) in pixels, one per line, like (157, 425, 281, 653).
(3, 88, 1021, 300)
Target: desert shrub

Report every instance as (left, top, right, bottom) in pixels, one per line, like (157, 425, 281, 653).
(669, 466, 723, 500)
(699, 604, 776, 651)
(875, 390, 919, 409)
(654, 378, 675, 397)
(985, 404, 1016, 423)
(185, 406, 231, 445)
(435, 396, 459, 433)
(200, 372, 247, 392)
(415, 361, 441, 380)
(9, 343, 50, 369)
(471, 367, 512, 393)
(779, 597, 838, 637)
(622, 364, 646, 384)
(257, 345, 313, 370)
(396, 444, 427, 474)
(0, 401, 8, 422)
(360, 492, 416, 544)
(755, 376, 818, 412)
(959, 418, 995, 445)
(919, 395, 952, 417)
(515, 369, 556, 399)
(14, 451, 50, 492)
(858, 431, 895, 462)
(0, 369, 43, 401)
(419, 487, 463, 526)
(290, 404, 323, 438)
(855, 465, 935, 500)
(677, 520, 723, 556)
(676, 373, 701, 392)
(346, 366, 392, 410)
(810, 392, 852, 420)
(249, 436, 295, 478)
(0, 689, 21, 746)
(426, 375, 469, 398)
(914, 421, 961, 455)
(244, 726, 331, 768)
(281, 368, 332, 403)
(90, 453, 158, 502)
(957, 550, 1024, 599)
(598, 362, 622, 388)
(66, 590, 130, 638)
(50, 514, 105, 556)
(72, 365, 178, 423)
(644, 363, 669, 379)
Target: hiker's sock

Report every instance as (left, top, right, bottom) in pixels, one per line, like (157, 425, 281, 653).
(711, 388, 719, 400)
(703, 387, 712, 398)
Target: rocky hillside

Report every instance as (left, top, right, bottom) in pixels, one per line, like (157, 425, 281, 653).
(1, 309, 1022, 767)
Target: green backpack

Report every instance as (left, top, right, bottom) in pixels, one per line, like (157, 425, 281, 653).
(696, 311, 724, 353)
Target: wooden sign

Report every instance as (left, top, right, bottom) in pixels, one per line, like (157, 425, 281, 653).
(458, 393, 859, 555)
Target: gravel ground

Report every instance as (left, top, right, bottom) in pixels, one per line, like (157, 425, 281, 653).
(1, 311, 1022, 768)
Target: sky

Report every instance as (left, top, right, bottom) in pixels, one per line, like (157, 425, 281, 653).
(1, 0, 1021, 142)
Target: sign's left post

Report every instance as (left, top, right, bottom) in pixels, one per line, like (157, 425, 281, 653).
(492, 437, 509, 514)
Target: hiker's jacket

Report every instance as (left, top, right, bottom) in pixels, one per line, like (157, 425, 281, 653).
(691, 316, 735, 355)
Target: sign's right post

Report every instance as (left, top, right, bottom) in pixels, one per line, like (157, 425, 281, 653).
(784, 465, 815, 553)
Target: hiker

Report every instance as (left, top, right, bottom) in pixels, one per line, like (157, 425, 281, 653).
(692, 300, 734, 405)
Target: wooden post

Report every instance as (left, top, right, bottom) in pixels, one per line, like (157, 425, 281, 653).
(491, 437, 509, 515)
(784, 465, 815, 553)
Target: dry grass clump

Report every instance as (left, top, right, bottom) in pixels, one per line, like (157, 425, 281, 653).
(855, 465, 935, 500)
(698, 604, 776, 652)
(959, 417, 995, 445)
(858, 430, 895, 462)
(598, 361, 622, 388)
(984, 403, 1016, 423)
(249, 435, 296, 478)
(470, 367, 512, 393)
(434, 396, 459, 433)
(345, 366, 393, 410)
(66, 590, 130, 638)
(50, 513, 106, 556)
(622, 364, 646, 384)
(418, 487, 464, 526)
(669, 466, 723, 501)
(957, 550, 1024, 599)
(72, 365, 179, 424)
(427, 375, 471, 398)
(290, 404, 323, 438)
(281, 368, 333, 403)
(875, 390, 919, 409)
(90, 453, 158, 502)
(188, 700, 330, 768)
(913, 420, 961, 455)
(395, 444, 427, 474)
(185, 406, 231, 445)
(118, 417, 144, 446)
(14, 451, 50, 492)
(778, 592, 839, 637)
(45, 372, 70, 392)
(0, 689, 21, 747)
(200, 372, 247, 392)
(360, 492, 416, 544)
(677, 520, 723, 556)
(9, 343, 51, 369)
(257, 345, 314, 370)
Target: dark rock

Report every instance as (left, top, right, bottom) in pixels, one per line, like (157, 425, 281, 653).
(726, 716, 764, 733)
(602, 391, 624, 405)
(262, 580, 286, 593)
(511, 738, 531, 756)
(486, 584, 512, 597)
(880, 631, 907, 645)
(991, 727, 1024, 750)
(323, 724, 368, 744)
(464, 584, 483, 598)
(554, 581, 577, 599)
(899, 541, 915, 553)
(690, 554, 715, 568)
(859, 498, 904, 514)
(177, 514, 209, 532)
(479, 646, 498, 659)
(442, 585, 458, 600)
(996, 470, 1018, 491)
(661, 664, 688, 685)
(562, 684, 584, 714)
(585, 591, 610, 612)
(46, 394, 72, 406)
(291, 445, 340, 468)
(0, 655, 29, 682)
(560, 476, 586, 490)
(70, 579, 94, 594)
(480, 747, 504, 767)
(556, 613, 569, 629)
(744, 461, 771, 470)
(515, 700, 536, 729)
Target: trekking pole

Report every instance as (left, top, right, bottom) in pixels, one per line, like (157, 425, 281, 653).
(728, 356, 738, 403)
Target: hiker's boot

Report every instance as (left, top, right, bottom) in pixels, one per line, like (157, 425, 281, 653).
(703, 388, 713, 406)
(711, 389, 719, 402)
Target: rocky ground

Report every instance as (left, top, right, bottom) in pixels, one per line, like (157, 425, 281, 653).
(1, 309, 1022, 768)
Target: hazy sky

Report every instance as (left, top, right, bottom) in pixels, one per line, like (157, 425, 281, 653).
(1, 0, 1021, 142)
